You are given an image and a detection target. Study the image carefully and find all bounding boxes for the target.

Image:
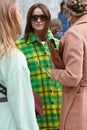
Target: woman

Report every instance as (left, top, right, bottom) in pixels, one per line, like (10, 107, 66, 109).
(0, 0, 39, 129)
(51, 0, 87, 130)
(58, 1, 71, 33)
(16, 3, 62, 130)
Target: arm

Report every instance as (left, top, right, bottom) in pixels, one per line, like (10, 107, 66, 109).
(51, 30, 83, 87)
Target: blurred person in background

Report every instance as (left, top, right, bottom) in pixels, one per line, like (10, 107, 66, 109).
(58, 1, 71, 33)
(50, 18, 63, 40)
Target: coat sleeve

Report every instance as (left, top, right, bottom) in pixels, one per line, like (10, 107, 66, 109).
(6, 52, 39, 130)
(51, 29, 84, 87)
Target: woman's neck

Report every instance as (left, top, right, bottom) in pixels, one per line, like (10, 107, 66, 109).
(34, 30, 47, 42)
(35, 33, 42, 41)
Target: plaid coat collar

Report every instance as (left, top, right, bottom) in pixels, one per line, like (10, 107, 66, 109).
(26, 30, 54, 43)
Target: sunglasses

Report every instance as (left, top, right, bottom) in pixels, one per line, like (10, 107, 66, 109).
(31, 14, 48, 22)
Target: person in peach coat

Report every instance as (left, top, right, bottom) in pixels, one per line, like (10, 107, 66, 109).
(51, 0, 87, 130)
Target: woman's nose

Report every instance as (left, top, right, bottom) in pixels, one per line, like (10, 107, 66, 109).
(37, 18, 41, 22)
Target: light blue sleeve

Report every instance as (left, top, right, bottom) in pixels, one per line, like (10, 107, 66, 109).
(6, 52, 39, 130)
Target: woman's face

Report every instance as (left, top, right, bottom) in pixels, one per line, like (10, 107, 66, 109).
(31, 7, 47, 32)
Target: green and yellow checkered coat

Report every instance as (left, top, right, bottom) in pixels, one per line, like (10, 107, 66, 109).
(16, 31, 62, 130)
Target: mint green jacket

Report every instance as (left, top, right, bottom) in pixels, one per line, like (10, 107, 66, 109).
(0, 48, 39, 130)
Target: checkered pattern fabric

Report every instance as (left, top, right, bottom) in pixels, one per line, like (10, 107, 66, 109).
(16, 31, 62, 130)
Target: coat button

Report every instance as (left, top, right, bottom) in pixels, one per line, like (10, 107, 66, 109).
(44, 52, 46, 55)
(51, 101, 54, 104)
(49, 89, 52, 92)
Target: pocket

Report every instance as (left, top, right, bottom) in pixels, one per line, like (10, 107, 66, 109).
(65, 87, 87, 130)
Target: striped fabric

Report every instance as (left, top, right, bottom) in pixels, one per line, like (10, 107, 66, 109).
(16, 31, 62, 130)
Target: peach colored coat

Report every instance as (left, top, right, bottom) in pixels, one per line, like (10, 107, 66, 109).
(51, 14, 87, 130)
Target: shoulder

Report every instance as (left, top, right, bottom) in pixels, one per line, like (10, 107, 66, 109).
(10, 48, 27, 67)
(58, 12, 61, 16)
(65, 25, 81, 39)
(16, 37, 25, 44)
(53, 37, 59, 43)
(52, 38, 60, 48)
(48, 30, 60, 47)
(0, 48, 28, 83)
(8, 49, 28, 77)
(61, 25, 83, 49)
(5, 48, 27, 73)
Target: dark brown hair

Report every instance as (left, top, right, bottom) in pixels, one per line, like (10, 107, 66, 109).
(24, 3, 51, 40)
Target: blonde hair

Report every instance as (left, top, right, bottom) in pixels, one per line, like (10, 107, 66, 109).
(0, 0, 20, 57)
(50, 19, 63, 34)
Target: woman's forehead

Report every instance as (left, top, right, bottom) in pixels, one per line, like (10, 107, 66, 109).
(32, 8, 44, 15)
